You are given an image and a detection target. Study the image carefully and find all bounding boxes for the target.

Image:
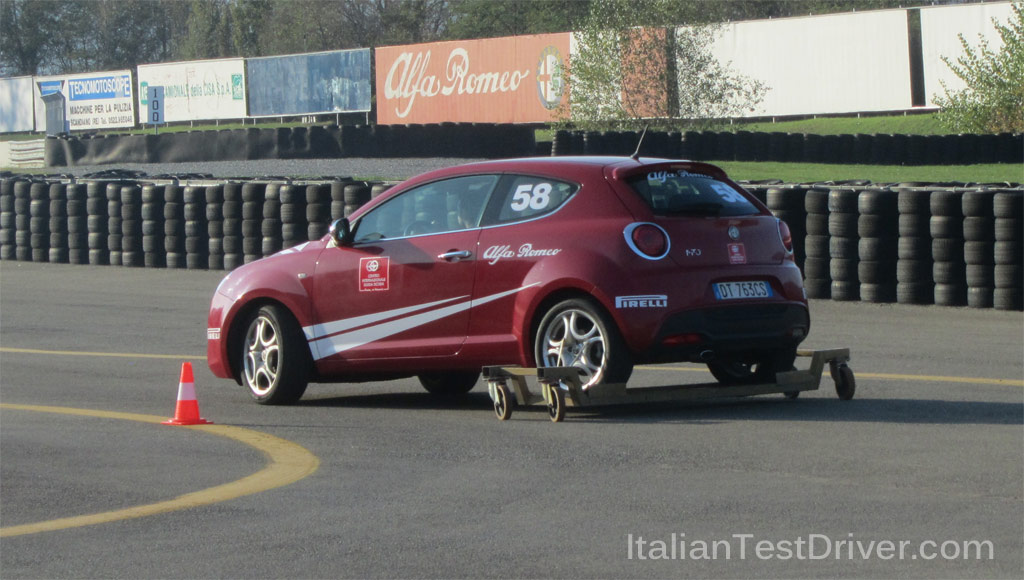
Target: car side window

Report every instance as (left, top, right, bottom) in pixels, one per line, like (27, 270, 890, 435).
(484, 175, 578, 226)
(353, 175, 498, 242)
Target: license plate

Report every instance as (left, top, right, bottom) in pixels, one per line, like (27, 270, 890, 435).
(713, 281, 773, 300)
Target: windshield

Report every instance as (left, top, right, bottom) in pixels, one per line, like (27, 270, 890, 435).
(625, 170, 759, 217)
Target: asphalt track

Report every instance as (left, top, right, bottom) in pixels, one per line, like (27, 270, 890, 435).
(1, 260, 1022, 579)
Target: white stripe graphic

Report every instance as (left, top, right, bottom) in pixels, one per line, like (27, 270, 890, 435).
(303, 296, 465, 340)
(309, 284, 539, 360)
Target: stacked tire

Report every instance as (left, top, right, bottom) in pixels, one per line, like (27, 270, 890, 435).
(141, 184, 164, 268)
(993, 191, 1023, 310)
(802, 188, 831, 298)
(184, 185, 207, 270)
(261, 183, 283, 257)
(343, 182, 372, 217)
(896, 188, 934, 304)
(205, 185, 224, 270)
(66, 184, 87, 264)
(241, 182, 265, 264)
(856, 189, 898, 303)
(29, 181, 50, 262)
(47, 183, 68, 264)
(930, 190, 966, 306)
(164, 184, 185, 269)
(962, 191, 995, 308)
(12, 180, 31, 261)
(305, 184, 329, 241)
(120, 185, 142, 267)
(222, 182, 243, 271)
(0, 178, 14, 261)
(279, 184, 305, 249)
(828, 189, 860, 301)
(86, 181, 109, 266)
(106, 183, 122, 266)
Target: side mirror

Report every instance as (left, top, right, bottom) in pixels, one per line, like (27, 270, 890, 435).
(329, 218, 353, 246)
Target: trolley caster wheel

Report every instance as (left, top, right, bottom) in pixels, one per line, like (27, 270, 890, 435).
(545, 383, 565, 423)
(492, 382, 513, 420)
(832, 363, 856, 400)
(783, 391, 800, 399)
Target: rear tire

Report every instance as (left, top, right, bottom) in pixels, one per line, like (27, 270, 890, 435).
(535, 298, 633, 389)
(418, 371, 480, 397)
(240, 305, 311, 405)
(707, 348, 797, 385)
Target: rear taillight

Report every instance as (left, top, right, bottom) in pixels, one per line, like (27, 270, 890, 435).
(624, 223, 670, 260)
(777, 219, 794, 255)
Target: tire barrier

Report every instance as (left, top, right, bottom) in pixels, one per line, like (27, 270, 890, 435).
(962, 190, 995, 309)
(1, 173, 1021, 311)
(896, 187, 934, 305)
(44, 123, 538, 167)
(826, 188, 860, 301)
(857, 189, 898, 303)
(993, 191, 1024, 310)
(801, 188, 831, 299)
(930, 189, 966, 306)
(552, 130, 1022, 165)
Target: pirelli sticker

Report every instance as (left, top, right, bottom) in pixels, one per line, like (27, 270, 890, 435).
(359, 257, 390, 292)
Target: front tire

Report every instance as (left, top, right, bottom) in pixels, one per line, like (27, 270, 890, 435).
(241, 305, 311, 405)
(418, 371, 480, 397)
(534, 298, 633, 389)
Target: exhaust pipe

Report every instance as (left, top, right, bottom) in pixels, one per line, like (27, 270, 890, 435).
(699, 350, 715, 362)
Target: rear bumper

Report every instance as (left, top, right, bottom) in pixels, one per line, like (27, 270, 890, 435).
(644, 302, 810, 363)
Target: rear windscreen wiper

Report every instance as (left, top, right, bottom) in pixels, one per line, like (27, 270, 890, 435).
(671, 202, 724, 216)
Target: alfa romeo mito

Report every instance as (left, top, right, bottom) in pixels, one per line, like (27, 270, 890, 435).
(207, 156, 809, 404)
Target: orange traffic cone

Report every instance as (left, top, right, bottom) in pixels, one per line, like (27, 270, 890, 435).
(163, 362, 213, 425)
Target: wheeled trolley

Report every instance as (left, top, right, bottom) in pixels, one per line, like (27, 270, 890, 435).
(484, 348, 855, 422)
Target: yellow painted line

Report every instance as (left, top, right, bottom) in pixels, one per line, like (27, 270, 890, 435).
(0, 404, 319, 538)
(636, 365, 1023, 387)
(0, 347, 206, 360)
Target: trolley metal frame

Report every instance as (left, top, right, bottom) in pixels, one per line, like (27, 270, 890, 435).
(484, 348, 855, 422)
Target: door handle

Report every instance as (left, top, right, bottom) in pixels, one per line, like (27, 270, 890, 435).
(438, 250, 472, 262)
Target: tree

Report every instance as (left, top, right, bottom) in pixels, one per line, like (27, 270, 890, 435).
(447, 0, 592, 39)
(561, 0, 765, 131)
(180, 0, 233, 60)
(0, 0, 63, 75)
(935, 2, 1024, 134)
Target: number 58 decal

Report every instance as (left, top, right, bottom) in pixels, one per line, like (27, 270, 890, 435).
(510, 183, 552, 211)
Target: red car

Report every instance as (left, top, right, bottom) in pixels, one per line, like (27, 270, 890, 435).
(207, 156, 809, 404)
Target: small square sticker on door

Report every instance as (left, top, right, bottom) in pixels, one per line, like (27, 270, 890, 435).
(359, 256, 390, 291)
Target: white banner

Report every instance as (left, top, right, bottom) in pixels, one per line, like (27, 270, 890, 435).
(32, 70, 135, 132)
(920, 1, 1015, 107)
(702, 10, 913, 117)
(137, 59, 246, 122)
(0, 76, 35, 133)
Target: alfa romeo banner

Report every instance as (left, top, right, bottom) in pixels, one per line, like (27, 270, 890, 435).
(374, 32, 570, 125)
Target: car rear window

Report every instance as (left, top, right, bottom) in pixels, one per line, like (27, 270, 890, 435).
(625, 170, 759, 217)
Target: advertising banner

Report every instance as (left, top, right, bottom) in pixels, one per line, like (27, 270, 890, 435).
(375, 32, 570, 125)
(137, 58, 246, 122)
(704, 10, 913, 117)
(32, 70, 134, 132)
(0, 76, 36, 133)
(920, 1, 1015, 106)
(247, 49, 371, 117)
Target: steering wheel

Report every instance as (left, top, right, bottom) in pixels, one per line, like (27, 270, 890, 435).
(403, 220, 432, 236)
